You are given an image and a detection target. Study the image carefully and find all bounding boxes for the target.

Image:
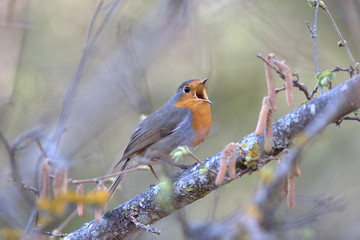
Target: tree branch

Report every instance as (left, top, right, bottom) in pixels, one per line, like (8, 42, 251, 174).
(64, 75, 360, 240)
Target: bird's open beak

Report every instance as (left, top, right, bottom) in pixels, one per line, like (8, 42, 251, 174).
(196, 78, 212, 104)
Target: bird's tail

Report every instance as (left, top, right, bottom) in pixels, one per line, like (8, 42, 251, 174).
(107, 160, 128, 203)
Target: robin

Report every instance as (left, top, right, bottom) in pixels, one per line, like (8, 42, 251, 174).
(108, 78, 212, 196)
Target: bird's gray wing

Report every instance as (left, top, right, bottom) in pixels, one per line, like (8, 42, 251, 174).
(116, 105, 189, 167)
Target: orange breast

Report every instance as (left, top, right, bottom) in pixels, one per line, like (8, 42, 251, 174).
(174, 98, 212, 146)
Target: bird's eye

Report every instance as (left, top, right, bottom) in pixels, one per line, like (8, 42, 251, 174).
(183, 87, 190, 93)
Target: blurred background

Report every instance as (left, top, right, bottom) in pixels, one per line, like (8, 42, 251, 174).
(0, 0, 359, 239)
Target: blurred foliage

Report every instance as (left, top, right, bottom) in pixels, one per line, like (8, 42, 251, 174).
(0, 0, 359, 239)
(37, 189, 109, 216)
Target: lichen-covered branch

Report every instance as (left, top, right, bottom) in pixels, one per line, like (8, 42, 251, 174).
(64, 75, 360, 240)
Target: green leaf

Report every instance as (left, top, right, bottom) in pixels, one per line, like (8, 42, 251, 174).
(199, 166, 208, 176)
(337, 40, 346, 47)
(307, 0, 325, 8)
(156, 178, 174, 211)
(170, 146, 191, 162)
(316, 70, 335, 89)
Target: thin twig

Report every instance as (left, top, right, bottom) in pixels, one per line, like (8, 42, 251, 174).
(129, 215, 160, 235)
(52, 0, 104, 158)
(35, 138, 48, 158)
(336, 116, 360, 126)
(188, 152, 219, 176)
(291, 73, 309, 100)
(309, 85, 319, 98)
(0, 130, 17, 180)
(275, 86, 286, 93)
(258, 57, 316, 100)
(258, 54, 317, 100)
(258, 54, 313, 100)
(0, 130, 34, 208)
(322, 3, 357, 72)
(306, 0, 320, 74)
(88, 0, 125, 52)
(68, 166, 149, 185)
(207, 190, 221, 221)
(235, 168, 250, 179)
(54, 211, 77, 234)
(305, 0, 321, 96)
(253, 150, 288, 165)
(43, 231, 68, 238)
(257, 53, 285, 79)
(24, 209, 38, 235)
(331, 65, 355, 76)
(20, 181, 39, 195)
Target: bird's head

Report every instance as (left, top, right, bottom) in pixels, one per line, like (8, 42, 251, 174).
(173, 78, 212, 107)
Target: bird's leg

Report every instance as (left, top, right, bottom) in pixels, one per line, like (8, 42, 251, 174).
(151, 158, 191, 169)
(148, 165, 159, 181)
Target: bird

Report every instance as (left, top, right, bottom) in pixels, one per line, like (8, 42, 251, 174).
(108, 78, 212, 196)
